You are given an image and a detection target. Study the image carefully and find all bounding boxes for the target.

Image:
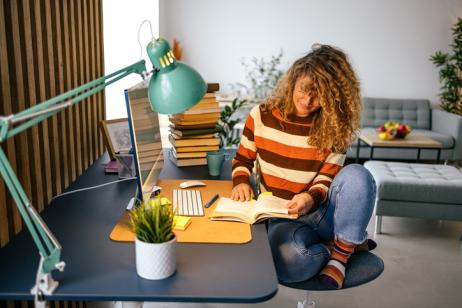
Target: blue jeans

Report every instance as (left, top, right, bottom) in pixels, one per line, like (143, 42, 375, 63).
(267, 164, 376, 283)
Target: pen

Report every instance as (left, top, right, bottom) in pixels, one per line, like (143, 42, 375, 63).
(204, 194, 219, 208)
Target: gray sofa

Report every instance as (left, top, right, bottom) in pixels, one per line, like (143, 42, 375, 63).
(347, 97, 462, 161)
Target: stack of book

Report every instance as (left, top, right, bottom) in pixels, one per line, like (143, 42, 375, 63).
(168, 84, 221, 167)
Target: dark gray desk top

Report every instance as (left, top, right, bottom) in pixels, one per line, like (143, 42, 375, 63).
(0, 150, 278, 303)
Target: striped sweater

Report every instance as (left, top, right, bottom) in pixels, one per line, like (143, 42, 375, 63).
(232, 105, 346, 211)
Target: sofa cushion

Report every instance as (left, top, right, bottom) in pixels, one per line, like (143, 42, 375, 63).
(364, 161, 462, 205)
(362, 98, 431, 129)
(411, 129, 455, 149)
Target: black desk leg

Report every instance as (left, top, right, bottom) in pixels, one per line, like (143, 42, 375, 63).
(370, 147, 374, 160)
(417, 148, 421, 162)
(437, 149, 441, 163)
(356, 138, 360, 163)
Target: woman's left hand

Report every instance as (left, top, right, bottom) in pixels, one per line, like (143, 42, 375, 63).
(286, 192, 314, 216)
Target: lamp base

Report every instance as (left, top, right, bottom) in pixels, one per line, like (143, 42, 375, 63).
(31, 272, 59, 295)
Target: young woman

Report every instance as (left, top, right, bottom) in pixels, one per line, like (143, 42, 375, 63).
(230, 44, 376, 289)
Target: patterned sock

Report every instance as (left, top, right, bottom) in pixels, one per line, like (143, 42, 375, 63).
(319, 239, 355, 289)
(324, 239, 377, 253)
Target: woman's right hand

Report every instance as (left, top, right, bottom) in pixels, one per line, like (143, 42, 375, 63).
(231, 183, 253, 201)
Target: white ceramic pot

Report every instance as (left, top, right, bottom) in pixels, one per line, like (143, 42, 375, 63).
(135, 236, 176, 280)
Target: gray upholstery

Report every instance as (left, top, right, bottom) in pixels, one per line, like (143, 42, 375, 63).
(364, 161, 462, 232)
(348, 97, 462, 161)
(374, 200, 462, 221)
(280, 252, 384, 291)
(361, 98, 431, 129)
(412, 129, 455, 148)
(432, 109, 462, 161)
(364, 161, 462, 204)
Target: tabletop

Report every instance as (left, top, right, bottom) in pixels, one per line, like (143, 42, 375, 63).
(359, 131, 442, 148)
(0, 149, 278, 303)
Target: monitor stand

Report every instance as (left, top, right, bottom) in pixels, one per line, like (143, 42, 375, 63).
(126, 186, 162, 210)
(126, 197, 135, 210)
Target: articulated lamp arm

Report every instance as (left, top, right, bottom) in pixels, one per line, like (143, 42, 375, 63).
(0, 60, 148, 294)
(0, 36, 206, 301)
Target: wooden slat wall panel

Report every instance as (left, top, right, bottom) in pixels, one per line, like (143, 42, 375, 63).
(61, 0, 77, 183)
(32, 0, 54, 205)
(96, 1, 106, 153)
(0, 0, 14, 243)
(0, 1, 104, 305)
(69, 1, 83, 177)
(4, 0, 24, 235)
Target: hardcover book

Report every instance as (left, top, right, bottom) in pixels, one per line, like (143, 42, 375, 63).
(174, 145, 220, 153)
(169, 123, 218, 130)
(168, 134, 220, 147)
(168, 126, 219, 137)
(170, 148, 208, 159)
(168, 148, 207, 167)
(210, 194, 298, 224)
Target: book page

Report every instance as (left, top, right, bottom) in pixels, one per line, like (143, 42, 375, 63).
(212, 198, 258, 223)
(255, 195, 290, 215)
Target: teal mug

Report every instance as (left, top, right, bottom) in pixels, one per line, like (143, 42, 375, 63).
(206, 151, 231, 176)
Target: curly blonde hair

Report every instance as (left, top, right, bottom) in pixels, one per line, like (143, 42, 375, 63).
(265, 44, 361, 153)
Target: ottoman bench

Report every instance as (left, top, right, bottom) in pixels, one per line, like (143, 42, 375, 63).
(363, 161, 462, 234)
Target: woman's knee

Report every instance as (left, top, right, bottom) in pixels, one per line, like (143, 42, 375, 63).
(334, 164, 376, 193)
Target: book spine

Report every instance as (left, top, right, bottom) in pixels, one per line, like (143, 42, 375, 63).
(207, 83, 220, 93)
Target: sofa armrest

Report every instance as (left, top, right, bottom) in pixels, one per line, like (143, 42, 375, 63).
(431, 109, 462, 161)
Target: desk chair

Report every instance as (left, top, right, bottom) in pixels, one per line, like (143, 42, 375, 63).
(280, 251, 384, 308)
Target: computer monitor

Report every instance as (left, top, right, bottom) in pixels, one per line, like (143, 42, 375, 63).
(125, 80, 164, 202)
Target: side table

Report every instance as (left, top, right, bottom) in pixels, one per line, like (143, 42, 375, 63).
(356, 132, 442, 163)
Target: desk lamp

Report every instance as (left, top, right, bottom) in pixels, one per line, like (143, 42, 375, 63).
(0, 37, 206, 298)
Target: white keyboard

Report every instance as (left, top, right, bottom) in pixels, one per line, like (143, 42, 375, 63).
(172, 189, 204, 216)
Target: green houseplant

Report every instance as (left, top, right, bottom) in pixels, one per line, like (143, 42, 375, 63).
(217, 97, 248, 148)
(230, 50, 284, 105)
(130, 197, 176, 280)
(430, 17, 462, 116)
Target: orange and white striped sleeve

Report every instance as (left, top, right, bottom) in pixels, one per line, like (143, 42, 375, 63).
(307, 152, 346, 207)
(232, 111, 257, 187)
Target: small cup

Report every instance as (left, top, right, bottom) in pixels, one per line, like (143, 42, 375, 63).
(206, 151, 230, 176)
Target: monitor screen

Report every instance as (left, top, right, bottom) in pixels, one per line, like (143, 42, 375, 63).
(125, 80, 164, 201)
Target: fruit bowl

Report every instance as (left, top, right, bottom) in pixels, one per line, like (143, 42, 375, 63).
(376, 121, 412, 140)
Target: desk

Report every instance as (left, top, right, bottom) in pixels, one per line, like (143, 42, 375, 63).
(0, 149, 278, 303)
(356, 131, 442, 163)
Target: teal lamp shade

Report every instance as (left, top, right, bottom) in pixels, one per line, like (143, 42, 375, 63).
(146, 38, 207, 114)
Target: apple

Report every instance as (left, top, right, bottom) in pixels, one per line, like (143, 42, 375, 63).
(395, 124, 407, 138)
(377, 126, 387, 133)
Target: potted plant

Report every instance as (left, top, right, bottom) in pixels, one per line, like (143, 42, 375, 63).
(216, 97, 248, 148)
(130, 196, 176, 280)
(230, 50, 284, 106)
(430, 17, 462, 116)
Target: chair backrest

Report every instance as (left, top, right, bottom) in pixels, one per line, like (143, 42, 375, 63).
(361, 97, 431, 129)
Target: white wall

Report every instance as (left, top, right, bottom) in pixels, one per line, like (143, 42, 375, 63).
(103, 0, 159, 119)
(159, 0, 462, 103)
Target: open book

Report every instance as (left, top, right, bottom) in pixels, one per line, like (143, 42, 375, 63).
(210, 194, 298, 224)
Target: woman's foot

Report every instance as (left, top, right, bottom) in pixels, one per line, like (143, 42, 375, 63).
(319, 239, 355, 289)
